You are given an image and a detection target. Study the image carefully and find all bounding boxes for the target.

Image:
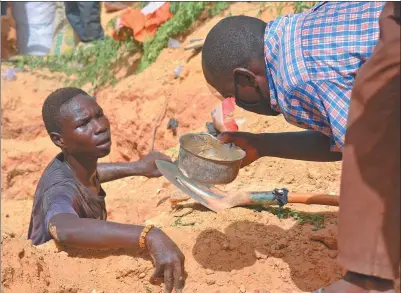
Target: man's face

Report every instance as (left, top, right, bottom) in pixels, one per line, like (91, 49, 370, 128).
(203, 65, 279, 116)
(58, 95, 111, 158)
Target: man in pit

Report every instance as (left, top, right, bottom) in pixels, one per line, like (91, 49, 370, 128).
(28, 87, 185, 293)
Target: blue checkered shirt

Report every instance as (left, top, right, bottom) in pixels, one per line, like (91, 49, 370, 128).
(264, 1, 385, 151)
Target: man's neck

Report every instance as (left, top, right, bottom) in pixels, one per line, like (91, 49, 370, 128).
(64, 153, 98, 187)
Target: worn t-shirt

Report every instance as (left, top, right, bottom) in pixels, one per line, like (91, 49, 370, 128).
(28, 153, 107, 245)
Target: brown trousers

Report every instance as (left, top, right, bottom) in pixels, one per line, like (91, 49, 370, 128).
(337, 2, 400, 280)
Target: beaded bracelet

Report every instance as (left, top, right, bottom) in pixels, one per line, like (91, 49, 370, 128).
(139, 224, 154, 249)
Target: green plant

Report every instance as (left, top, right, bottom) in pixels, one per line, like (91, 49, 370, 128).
(208, 1, 230, 17)
(172, 218, 197, 227)
(254, 206, 326, 231)
(15, 36, 140, 93)
(137, 2, 206, 72)
(15, 2, 232, 91)
(293, 1, 318, 13)
(268, 2, 287, 17)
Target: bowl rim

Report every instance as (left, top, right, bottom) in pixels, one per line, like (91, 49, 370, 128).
(179, 132, 246, 163)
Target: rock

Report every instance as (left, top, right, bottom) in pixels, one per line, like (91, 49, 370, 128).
(222, 242, 229, 250)
(328, 250, 338, 259)
(207, 279, 216, 285)
(18, 248, 25, 259)
(173, 208, 193, 218)
(239, 285, 246, 293)
(310, 235, 338, 250)
(255, 251, 268, 259)
(307, 169, 320, 180)
(216, 279, 225, 286)
(206, 269, 214, 275)
(139, 273, 146, 279)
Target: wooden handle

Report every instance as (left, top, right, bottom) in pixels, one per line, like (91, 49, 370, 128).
(288, 193, 339, 206)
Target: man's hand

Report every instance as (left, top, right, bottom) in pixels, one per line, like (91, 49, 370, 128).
(218, 132, 261, 167)
(147, 228, 185, 293)
(139, 151, 173, 178)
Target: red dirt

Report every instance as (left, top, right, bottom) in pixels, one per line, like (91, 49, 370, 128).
(2, 3, 398, 293)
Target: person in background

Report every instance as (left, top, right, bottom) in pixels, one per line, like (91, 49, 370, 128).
(64, 2, 104, 43)
(1, 1, 8, 59)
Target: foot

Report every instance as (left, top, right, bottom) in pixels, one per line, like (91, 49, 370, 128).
(321, 271, 395, 293)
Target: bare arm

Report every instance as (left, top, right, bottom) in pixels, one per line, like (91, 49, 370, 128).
(97, 161, 146, 183)
(97, 151, 172, 183)
(49, 213, 185, 292)
(49, 213, 144, 249)
(257, 130, 342, 162)
(218, 130, 342, 167)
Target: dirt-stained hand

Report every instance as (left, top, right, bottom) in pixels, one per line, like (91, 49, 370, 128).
(139, 151, 173, 178)
(218, 132, 261, 168)
(146, 228, 185, 293)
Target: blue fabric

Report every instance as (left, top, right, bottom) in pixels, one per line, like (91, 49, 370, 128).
(264, 2, 385, 151)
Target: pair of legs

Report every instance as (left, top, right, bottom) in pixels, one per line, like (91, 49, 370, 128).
(323, 2, 400, 292)
(1, 2, 8, 59)
(64, 1, 104, 43)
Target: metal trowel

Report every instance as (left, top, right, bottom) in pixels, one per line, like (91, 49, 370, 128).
(156, 160, 340, 213)
(155, 160, 220, 211)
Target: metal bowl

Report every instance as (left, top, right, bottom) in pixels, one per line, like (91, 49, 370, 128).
(178, 133, 246, 185)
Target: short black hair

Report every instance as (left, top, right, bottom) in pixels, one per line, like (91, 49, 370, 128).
(42, 87, 88, 134)
(202, 15, 267, 86)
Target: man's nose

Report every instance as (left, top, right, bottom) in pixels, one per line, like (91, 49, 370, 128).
(94, 118, 108, 135)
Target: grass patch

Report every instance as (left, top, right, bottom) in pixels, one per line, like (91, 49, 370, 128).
(253, 206, 326, 231)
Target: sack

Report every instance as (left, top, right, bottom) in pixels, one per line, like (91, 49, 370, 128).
(50, 2, 79, 55)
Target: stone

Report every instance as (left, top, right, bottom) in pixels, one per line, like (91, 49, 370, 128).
(255, 251, 268, 259)
(328, 250, 338, 259)
(207, 279, 216, 285)
(310, 235, 338, 250)
(239, 285, 246, 293)
(139, 273, 146, 279)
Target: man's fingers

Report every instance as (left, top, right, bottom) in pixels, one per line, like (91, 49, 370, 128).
(173, 262, 185, 290)
(150, 264, 164, 283)
(217, 132, 233, 143)
(163, 266, 174, 293)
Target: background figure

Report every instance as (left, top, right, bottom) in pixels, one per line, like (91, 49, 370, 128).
(64, 2, 104, 43)
(11, 2, 56, 56)
(1, 1, 8, 59)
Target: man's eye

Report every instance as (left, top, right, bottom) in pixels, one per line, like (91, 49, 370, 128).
(77, 120, 89, 128)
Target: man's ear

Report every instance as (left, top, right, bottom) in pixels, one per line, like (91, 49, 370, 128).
(233, 68, 257, 87)
(50, 132, 65, 149)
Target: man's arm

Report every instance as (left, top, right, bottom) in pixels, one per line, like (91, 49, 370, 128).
(49, 213, 147, 249)
(49, 214, 185, 292)
(97, 151, 172, 183)
(218, 130, 342, 167)
(257, 130, 342, 161)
